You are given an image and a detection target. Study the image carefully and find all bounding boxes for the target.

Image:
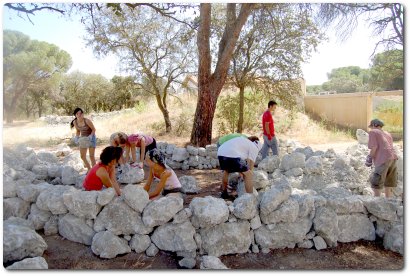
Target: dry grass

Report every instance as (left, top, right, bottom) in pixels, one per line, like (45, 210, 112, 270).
(2, 96, 356, 149)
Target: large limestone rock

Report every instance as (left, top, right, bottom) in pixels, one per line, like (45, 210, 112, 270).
(305, 156, 323, 175)
(179, 175, 200, 194)
(383, 224, 404, 255)
(129, 234, 151, 253)
(61, 166, 80, 185)
(28, 204, 52, 230)
(254, 217, 312, 249)
(16, 182, 52, 203)
(142, 196, 184, 228)
(259, 178, 292, 217)
(3, 197, 31, 219)
(190, 196, 229, 228)
(6, 257, 48, 269)
(313, 206, 339, 247)
(122, 185, 150, 212)
(58, 214, 96, 245)
(233, 194, 258, 220)
(151, 221, 197, 252)
(3, 223, 47, 263)
(63, 190, 102, 219)
(36, 185, 76, 215)
(94, 197, 140, 235)
(280, 152, 305, 171)
(91, 231, 131, 259)
(362, 197, 400, 221)
(252, 170, 270, 190)
(172, 147, 189, 162)
(326, 195, 366, 214)
(200, 220, 251, 257)
(337, 214, 375, 242)
(257, 156, 280, 173)
(117, 164, 144, 184)
(260, 197, 299, 224)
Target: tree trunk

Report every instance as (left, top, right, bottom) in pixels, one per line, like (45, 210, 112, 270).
(190, 3, 254, 146)
(155, 93, 172, 133)
(237, 86, 245, 133)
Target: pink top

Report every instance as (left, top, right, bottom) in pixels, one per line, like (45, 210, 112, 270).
(128, 134, 154, 147)
(154, 169, 182, 190)
(368, 129, 397, 166)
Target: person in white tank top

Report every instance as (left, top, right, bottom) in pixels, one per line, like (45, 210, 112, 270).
(143, 149, 182, 200)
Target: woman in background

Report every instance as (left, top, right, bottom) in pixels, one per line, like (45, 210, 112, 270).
(70, 107, 96, 171)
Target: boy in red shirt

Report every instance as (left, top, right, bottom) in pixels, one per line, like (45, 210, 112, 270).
(260, 100, 278, 159)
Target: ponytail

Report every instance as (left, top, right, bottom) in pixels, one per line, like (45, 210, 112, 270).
(70, 107, 84, 129)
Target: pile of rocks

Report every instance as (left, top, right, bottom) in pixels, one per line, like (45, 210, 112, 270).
(3, 135, 404, 269)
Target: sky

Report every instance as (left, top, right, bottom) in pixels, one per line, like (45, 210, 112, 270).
(0, 3, 393, 86)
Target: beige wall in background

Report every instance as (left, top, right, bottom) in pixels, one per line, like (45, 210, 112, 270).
(304, 92, 373, 131)
(304, 90, 403, 131)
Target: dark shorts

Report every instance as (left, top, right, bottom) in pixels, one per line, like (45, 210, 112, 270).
(370, 159, 398, 189)
(141, 138, 157, 157)
(163, 187, 182, 196)
(218, 156, 249, 173)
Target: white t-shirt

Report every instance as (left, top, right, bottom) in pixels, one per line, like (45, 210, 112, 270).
(217, 137, 261, 162)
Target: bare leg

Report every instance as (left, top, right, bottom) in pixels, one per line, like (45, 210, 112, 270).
(221, 171, 229, 191)
(372, 188, 382, 197)
(80, 147, 91, 170)
(89, 147, 96, 166)
(385, 187, 393, 198)
(242, 170, 253, 193)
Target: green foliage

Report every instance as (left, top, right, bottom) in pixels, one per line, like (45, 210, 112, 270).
(306, 85, 323, 94)
(369, 50, 403, 91)
(3, 30, 72, 122)
(322, 66, 370, 93)
(216, 91, 264, 135)
(374, 99, 403, 134)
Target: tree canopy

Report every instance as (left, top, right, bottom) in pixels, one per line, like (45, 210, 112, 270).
(3, 30, 72, 122)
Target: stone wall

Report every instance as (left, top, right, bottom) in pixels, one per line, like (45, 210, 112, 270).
(3, 138, 404, 269)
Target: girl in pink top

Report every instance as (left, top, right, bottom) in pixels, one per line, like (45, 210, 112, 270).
(143, 149, 181, 200)
(120, 133, 157, 168)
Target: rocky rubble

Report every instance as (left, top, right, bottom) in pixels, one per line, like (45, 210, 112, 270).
(2, 132, 404, 269)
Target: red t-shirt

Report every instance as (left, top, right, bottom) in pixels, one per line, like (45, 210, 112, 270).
(83, 163, 107, 191)
(262, 110, 274, 137)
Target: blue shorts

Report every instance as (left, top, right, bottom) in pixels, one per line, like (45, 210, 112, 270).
(89, 134, 97, 148)
(218, 156, 249, 173)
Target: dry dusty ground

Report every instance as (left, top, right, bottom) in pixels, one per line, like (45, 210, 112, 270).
(37, 167, 404, 270)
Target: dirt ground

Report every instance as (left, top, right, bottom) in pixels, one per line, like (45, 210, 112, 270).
(38, 168, 404, 270)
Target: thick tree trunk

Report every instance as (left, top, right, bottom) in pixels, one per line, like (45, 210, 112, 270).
(237, 86, 245, 133)
(190, 3, 254, 146)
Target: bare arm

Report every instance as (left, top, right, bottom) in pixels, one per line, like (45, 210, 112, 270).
(144, 168, 154, 193)
(139, 137, 146, 164)
(96, 167, 121, 196)
(246, 159, 255, 171)
(148, 170, 171, 199)
(124, 145, 131, 163)
(85, 118, 96, 135)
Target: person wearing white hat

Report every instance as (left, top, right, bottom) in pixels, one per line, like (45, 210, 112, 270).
(217, 136, 262, 199)
(367, 118, 398, 198)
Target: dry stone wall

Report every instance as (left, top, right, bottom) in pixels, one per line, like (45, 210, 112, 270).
(3, 135, 404, 269)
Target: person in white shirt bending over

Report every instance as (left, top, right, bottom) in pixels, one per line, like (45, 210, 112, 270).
(217, 136, 262, 199)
